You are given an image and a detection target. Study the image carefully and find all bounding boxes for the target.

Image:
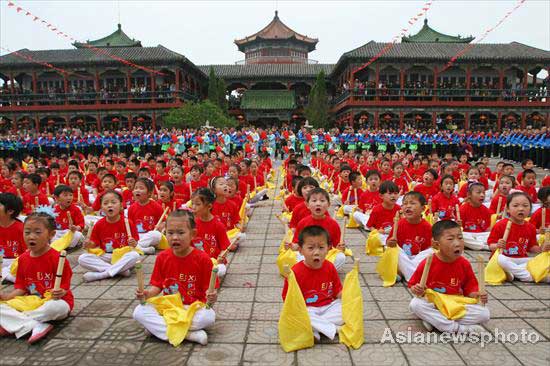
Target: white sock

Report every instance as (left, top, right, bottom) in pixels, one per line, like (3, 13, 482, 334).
(186, 330, 208, 345)
(83, 271, 110, 282)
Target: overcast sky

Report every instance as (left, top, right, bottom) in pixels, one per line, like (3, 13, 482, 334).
(0, 0, 549, 66)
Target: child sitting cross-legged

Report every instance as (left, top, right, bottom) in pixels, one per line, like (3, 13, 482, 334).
(282, 225, 343, 341)
(0, 193, 25, 283)
(409, 220, 490, 334)
(52, 185, 85, 249)
(133, 210, 216, 346)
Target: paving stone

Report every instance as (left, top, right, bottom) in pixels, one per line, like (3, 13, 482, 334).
(369, 286, 412, 302)
(297, 344, 352, 365)
(187, 343, 244, 366)
(101, 318, 148, 341)
(255, 286, 283, 302)
(453, 343, 520, 366)
(247, 320, 279, 344)
(24, 339, 94, 366)
(227, 263, 261, 274)
(377, 301, 417, 319)
(243, 344, 294, 366)
(212, 301, 253, 320)
(79, 299, 133, 317)
(501, 299, 550, 318)
(221, 273, 258, 288)
(506, 341, 550, 366)
(99, 286, 138, 300)
(401, 343, 465, 365)
(519, 285, 550, 300)
(55, 317, 115, 340)
(350, 343, 407, 365)
(483, 318, 546, 340)
(257, 273, 284, 287)
(132, 341, 192, 365)
(0, 337, 36, 365)
(486, 286, 535, 300)
(71, 285, 110, 299)
(79, 341, 142, 366)
(363, 319, 390, 344)
(217, 287, 256, 302)
(252, 302, 282, 321)
(524, 318, 550, 340)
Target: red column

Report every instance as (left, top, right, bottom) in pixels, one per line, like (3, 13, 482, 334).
(399, 111, 404, 130)
(465, 66, 471, 101)
(399, 68, 405, 101)
(35, 115, 39, 131)
(521, 112, 526, 129)
(375, 64, 380, 101)
(9, 73, 15, 94)
(63, 76, 69, 105)
(128, 113, 132, 130)
(497, 111, 502, 130)
(375, 111, 379, 130)
(94, 70, 100, 104)
(432, 112, 437, 128)
(175, 69, 180, 101)
(433, 67, 438, 101)
(464, 112, 470, 130)
(152, 111, 157, 130)
(150, 72, 156, 104)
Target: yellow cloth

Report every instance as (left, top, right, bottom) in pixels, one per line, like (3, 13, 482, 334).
(266, 181, 275, 190)
(346, 209, 361, 228)
(281, 211, 292, 223)
(458, 180, 467, 190)
(278, 270, 314, 352)
(50, 231, 75, 252)
(111, 246, 143, 264)
(326, 247, 353, 263)
(485, 249, 507, 285)
(424, 213, 435, 225)
(490, 214, 498, 229)
(2, 292, 52, 312)
(336, 205, 345, 218)
(278, 229, 294, 254)
(158, 234, 170, 250)
(338, 265, 364, 349)
(9, 258, 18, 276)
(376, 246, 400, 287)
(227, 228, 241, 241)
(537, 234, 545, 246)
(87, 247, 106, 256)
(238, 196, 248, 220)
(526, 252, 550, 283)
(147, 294, 205, 347)
(425, 289, 478, 320)
(277, 248, 297, 277)
(365, 230, 384, 257)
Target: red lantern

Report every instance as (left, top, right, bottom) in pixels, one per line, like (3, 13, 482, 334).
(292, 114, 299, 119)
(137, 117, 145, 123)
(446, 114, 453, 121)
(283, 146, 289, 153)
(215, 145, 222, 152)
(415, 115, 422, 121)
(383, 114, 391, 121)
(237, 115, 244, 120)
(505, 115, 516, 122)
(112, 117, 120, 123)
(306, 133, 312, 142)
(260, 131, 267, 140)
(480, 115, 487, 121)
(533, 115, 541, 121)
(304, 144, 311, 153)
(325, 133, 332, 142)
(47, 119, 55, 126)
(76, 118, 84, 125)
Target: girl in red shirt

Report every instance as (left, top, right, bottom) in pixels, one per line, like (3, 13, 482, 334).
(210, 177, 244, 245)
(488, 192, 550, 282)
(191, 188, 231, 277)
(489, 175, 514, 215)
(170, 166, 190, 202)
(133, 210, 217, 346)
(0, 193, 25, 283)
(0, 212, 73, 343)
(530, 187, 550, 232)
(288, 178, 320, 229)
(78, 190, 142, 282)
(460, 183, 493, 251)
(431, 175, 459, 221)
(284, 176, 304, 212)
(157, 181, 184, 214)
(413, 169, 439, 202)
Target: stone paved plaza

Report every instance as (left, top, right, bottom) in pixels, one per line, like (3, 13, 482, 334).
(0, 159, 549, 365)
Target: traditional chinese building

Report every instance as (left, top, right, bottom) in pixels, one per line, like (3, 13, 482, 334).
(0, 15, 549, 131)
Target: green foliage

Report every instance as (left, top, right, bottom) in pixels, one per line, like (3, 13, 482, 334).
(207, 67, 228, 114)
(163, 100, 237, 129)
(304, 70, 329, 129)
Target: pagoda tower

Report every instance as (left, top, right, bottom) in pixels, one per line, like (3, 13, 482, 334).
(234, 11, 318, 64)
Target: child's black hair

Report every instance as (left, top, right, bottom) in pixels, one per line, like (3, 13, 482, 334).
(403, 191, 427, 205)
(432, 220, 461, 240)
(159, 180, 175, 192)
(166, 209, 196, 230)
(522, 169, 536, 178)
(156, 160, 167, 168)
(292, 175, 304, 189)
(0, 192, 23, 219)
(349, 171, 361, 182)
(506, 191, 532, 209)
(190, 165, 204, 173)
(296, 177, 319, 197)
(306, 187, 330, 203)
(192, 187, 216, 205)
(67, 170, 83, 180)
(209, 176, 225, 191)
(102, 173, 117, 183)
(25, 173, 42, 186)
(424, 169, 439, 181)
(379, 181, 399, 194)
(366, 170, 381, 180)
(297, 225, 330, 247)
(101, 190, 123, 204)
(53, 185, 73, 196)
(467, 182, 485, 194)
(25, 211, 56, 232)
(340, 165, 352, 173)
(135, 177, 155, 193)
(537, 186, 550, 203)
(498, 174, 515, 188)
(296, 165, 311, 176)
(521, 159, 533, 168)
(439, 174, 456, 186)
(125, 172, 137, 181)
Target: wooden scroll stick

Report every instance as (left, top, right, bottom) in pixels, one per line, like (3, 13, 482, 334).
(418, 254, 433, 297)
(339, 217, 348, 247)
(206, 266, 219, 308)
(253, 177, 258, 192)
(455, 204, 461, 222)
(217, 238, 238, 263)
(34, 196, 39, 210)
(189, 182, 193, 200)
(77, 188, 82, 204)
(154, 207, 170, 231)
(124, 217, 134, 246)
(66, 212, 73, 228)
(502, 220, 513, 243)
(496, 197, 503, 218)
(136, 261, 145, 305)
(392, 211, 400, 240)
(53, 250, 67, 292)
(427, 199, 432, 215)
(477, 255, 486, 306)
(354, 188, 358, 206)
(542, 208, 546, 232)
(0, 253, 3, 283)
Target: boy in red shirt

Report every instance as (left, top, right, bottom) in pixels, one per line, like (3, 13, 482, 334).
(353, 170, 382, 227)
(409, 220, 489, 334)
(0, 193, 25, 283)
(288, 178, 320, 229)
(133, 210, 217, 346)
(292, 188, 346, 271)
(414, 169, 439, 201)
(52, 185, 85, 249)
(0, 212, 73, 343)
(22, 174, 50, 215)
(366, 181, 400, 233)
(460, 183, 492, 251)
(431, 175, 459, 221)
(284, 176, 304, 212)
(282, 225, 343, 341)
(516, 169, 538, 204)
(128, 178, 164, 255)
(341, 171, 364, 215)
(530, 187, 549, 232)
(386, 191, 434, 282)
(122, 172, 137, 209)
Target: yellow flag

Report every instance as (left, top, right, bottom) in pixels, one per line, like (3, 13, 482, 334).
(111, 246, 143, 264)
(365, 230, 384, 256)
(50, 231, 75, 252)
(278, 229, 294, 254)
(2, 292, 52, 312)
(424, 213, 435, 225)
(277, 248, 297, 277)
(425, 289, 478, 320)
(376, 246, 400, 287)
(281, 211, 292, 223)
(227, 228, 241, 241)
(485, 249, 506, 285)
(346, 209, 361, 228)
(490, 214, 498, 228)
(158, 234, 170, 250)
(147, 294, 205, 347)
(336, 205, 345, 218)
(526, 252, 550, 283)
(87, 247, 106, 256)
(278, 270, 314, 352)
(338, 264, 364, 349)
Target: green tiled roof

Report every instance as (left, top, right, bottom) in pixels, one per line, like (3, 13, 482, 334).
(73, 24, 141, 48)
(240, 90, 296, 110)
(402, 19, 473, 43)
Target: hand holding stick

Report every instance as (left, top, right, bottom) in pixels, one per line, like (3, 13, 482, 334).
(67, 212, 73, 229)
(477, 255, 486, 306)
(53, 250, 67, 291)
(417, 254, 433, 297)
(392, 211, 400, 240)
(206, 266, 219, 308)
(455, 204, 461, 222)
(0, 253, 3, 283)
(502, 220, 513, 242)
(496, 197, 503, 218)
(154, 207, 170, 231)
(124, 217, 136, 247)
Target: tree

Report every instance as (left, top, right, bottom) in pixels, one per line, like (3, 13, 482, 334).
(207, 67, 228, 114)
(163, 100, 237, 129)
(216, 77, 228, 114)
(304, 70, 329, 129)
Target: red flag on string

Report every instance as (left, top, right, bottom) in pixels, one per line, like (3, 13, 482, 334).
(16, 6, 22, 12)
(8, 2, 15, 7)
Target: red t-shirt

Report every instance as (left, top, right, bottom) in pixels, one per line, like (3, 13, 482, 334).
(54, 204, 85, 230)
(121, 188, 134, 209)
(393, 176, 409, 193)
(367, 204, 400, 231)
(517, 185, 538, 203)
(22, 192, 50, 215)
(431, 192, 460, 221)
(542, 175, 550, 187)
(0, 220, 26, 258)
(293, 215, 341, 248)
(530, 207, 549, 230)
(284, 194, 304, 212)
(192, 216, 230, 259)
(85, 173, 99, 188)
(173, 182, 190, 202)
(71, 185, 90, 206)
(387, 218, 432, 256)
(460, 202, 491, 232)
(358, 190, 382, 212)
(14, 248, 74, 310)
(128, 200, 164, 233)
(157, 199, 184, 214)
(414, 183, 439, 201)
(408, 255, 478, 296)
(212, 199, 240, 230)
(489, 193, 507, 215)
(282, 260, 342, 307)
(341, 187, 363, 205)
(487, 219, 537, 258)
(289, 202, 308, 229)
(150, 248, 213, 304)
(333, 178, 350, 194)
(89, 216, 140, 252)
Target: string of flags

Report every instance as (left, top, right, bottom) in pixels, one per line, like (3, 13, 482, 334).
(0, 46, 74, 76)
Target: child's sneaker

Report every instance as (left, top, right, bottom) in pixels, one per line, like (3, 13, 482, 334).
(395, 274, 402, 283)
(28, 324, 53, 344)
(505, 271, 514, 282)
(83, 271, 109, 282)
(140, 247, 156, 255)
(0, 326, 12, 337)
(421, 320, 434, 332)
(186, 330, 208, 345)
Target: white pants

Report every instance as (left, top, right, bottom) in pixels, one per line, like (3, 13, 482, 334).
(137, 230, 162, 250)
(352, 211, 370, 228)
(84, 215, 102, 227)
(332, 195, 342, 206)
(249, 189, 268, 205)
(0, 300, 70, 338)
(1, 257, 15, 283)
(399, 248, 435, 281)
(409, 296, 490, 333)
(343, 205, 355, 215)
(463, 232, 490, 251)
(307, 299, 343, 340)
(217, 263, 227, 278)
(133, 303, 215, 342)
(497, 254, 533, 282)
(78, 251, 141, 278)
(53, 229, 84, 249)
